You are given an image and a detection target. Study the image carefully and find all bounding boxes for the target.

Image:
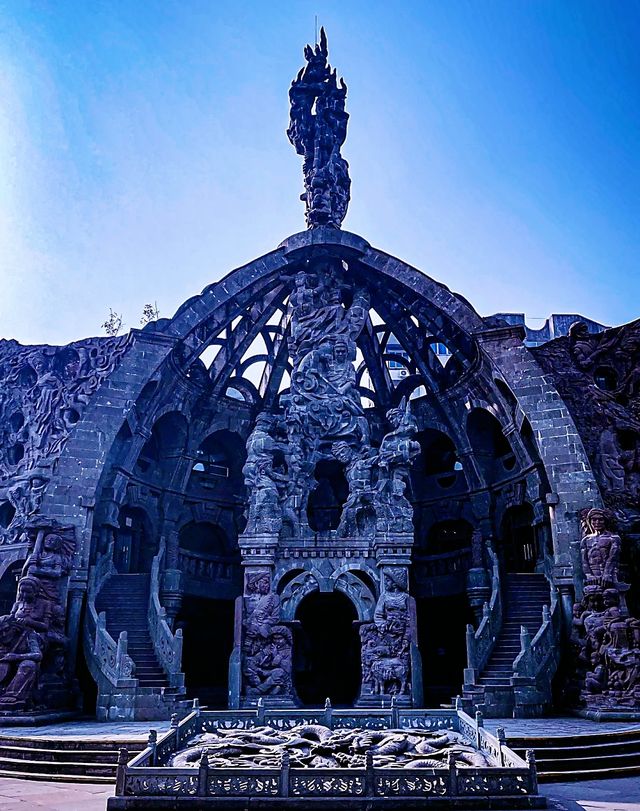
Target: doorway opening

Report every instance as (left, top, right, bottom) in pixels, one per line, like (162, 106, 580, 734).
(175, 595, 235, 708)
(293, 591, 360, 706)
(499, 504, 537, 572)
(415, 594, 474, 706)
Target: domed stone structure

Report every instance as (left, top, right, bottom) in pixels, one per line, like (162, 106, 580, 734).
(0, 30, 638, 725)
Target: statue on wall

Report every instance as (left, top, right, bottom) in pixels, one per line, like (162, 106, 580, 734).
(360, 569, 412, 698)
(287, 28, 351, 229)
(242, 414, 285, 535)
(0, 522, 75, 712)
(375, 400, 420, 533)
(571, 508, 640, 710)
(242, 572, 292, 698)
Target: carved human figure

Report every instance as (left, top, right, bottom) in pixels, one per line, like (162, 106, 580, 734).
(244, 573, 281, 639)
(242, 572, 292, 698)
(242, 414, 284, 535)
(10, 577, 50, 634)
(0, 617, 43, 709)
(332, 441, 377, 536)
(580, 508, 621, 588)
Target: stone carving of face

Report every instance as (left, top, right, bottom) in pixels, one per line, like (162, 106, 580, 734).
(590, 511, 606, 534)
(18, 580, 37, 603)
(253, 574, 270, 595)
(44, 534, 62, 553)
(334, 341, 348, 364)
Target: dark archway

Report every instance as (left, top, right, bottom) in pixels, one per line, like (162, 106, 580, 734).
(114, 506, 157, 573)
(499, 503, 537, 572)
(293, 591, 360, 706)
(466, 408, 515, 484)
(416, 593, 475, 706)
(175, 595, 236, 708)
(179, 521, 229, 556)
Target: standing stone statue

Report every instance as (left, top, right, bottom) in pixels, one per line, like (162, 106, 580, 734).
(287, 27, 351, 229)
(242, 572, 292, 698)
(0, 522, 75, 712)
(360, 569, 412, 698)
(570, 508, 640, 710)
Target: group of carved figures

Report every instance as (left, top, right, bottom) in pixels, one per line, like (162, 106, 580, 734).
(0, 335, 130, 542)
(170, 724, 490, 770)
(242, 262, 420, 540)
(239, 261, 420, 702)
(241, 568, 413, 702)
(571, 508, 640, 708)
(0, 524, 75, 711)
(287, 28, 351, 230)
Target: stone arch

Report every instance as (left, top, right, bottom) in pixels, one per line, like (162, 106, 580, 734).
(43, 227, 599, 576)
(465, 407, 516, 485)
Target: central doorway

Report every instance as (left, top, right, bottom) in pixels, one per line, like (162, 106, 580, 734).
(293, 591, 361, 706)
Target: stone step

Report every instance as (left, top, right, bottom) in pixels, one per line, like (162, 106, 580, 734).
(0, 745, 123, 763)
(0, 768, 115, 784)
(539, 764, 640, 783)
(0, 755, 117, 778)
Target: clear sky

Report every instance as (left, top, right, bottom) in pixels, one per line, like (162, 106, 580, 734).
(1, 0, 638, 346)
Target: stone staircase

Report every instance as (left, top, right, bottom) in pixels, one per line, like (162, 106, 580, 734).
(478, 574, 550, 689)
(0, 734, 144, 782)
(509, 726, 640, 782)
(96, 573, 169, 689)
(465, 573, 552, 716)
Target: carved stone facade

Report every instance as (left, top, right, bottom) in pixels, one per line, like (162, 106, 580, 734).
(0, 32, 635, 723)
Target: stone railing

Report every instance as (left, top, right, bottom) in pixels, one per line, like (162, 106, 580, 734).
(413, 547, 471, 578)
(512, 574, 561, 715)
(112, 704, 539, 807)
(465, 541, 502, 677)
(149, 540, 184, 690)
(178, 548, 237, 582)
(85, 546, 136, 687)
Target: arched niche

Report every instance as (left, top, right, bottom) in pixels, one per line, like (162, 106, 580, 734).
(421, 518, 474, 556)
(114, 506, 156, 574)
(0, 501, 16, 530)
(307, 459, 348, 532)
(466, 408, 516, 484)
(293, 590, 361, 707)
(411, 428, 464, 495)
(178, 521, 230, 557)
(135, 410, 188, 476)
(189, 429, 246, 489)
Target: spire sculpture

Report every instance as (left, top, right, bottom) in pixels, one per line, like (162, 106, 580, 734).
(287, 28, 351, 229)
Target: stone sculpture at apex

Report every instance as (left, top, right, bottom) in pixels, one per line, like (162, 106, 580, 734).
(571, 508, 640, 712)
(287, 28, 351, 229)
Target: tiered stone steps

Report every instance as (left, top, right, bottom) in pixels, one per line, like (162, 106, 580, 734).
(96, 573, 169, 689)
(0, 734, 144, 782)
(509, 726, 640, 782)
(478, 573, 550, 689)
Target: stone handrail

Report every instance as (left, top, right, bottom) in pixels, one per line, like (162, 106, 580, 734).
(178, 548, 237, 582)
(512, 576, 561, 700)
(413, 547, 471, 578)
(149, 539, 184, 689)
(465, 541, 501, 675)
(85, 546, 136, 687)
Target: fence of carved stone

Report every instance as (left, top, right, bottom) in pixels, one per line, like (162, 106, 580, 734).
(115, 704, 538, 802)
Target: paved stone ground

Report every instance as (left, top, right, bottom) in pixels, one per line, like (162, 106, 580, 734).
(0, 720, 169, 740)
(489, 717, 640, 737)
(0, 775, 638, 811)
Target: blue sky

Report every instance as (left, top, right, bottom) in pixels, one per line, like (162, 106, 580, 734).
(1, 0, 638, 345)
